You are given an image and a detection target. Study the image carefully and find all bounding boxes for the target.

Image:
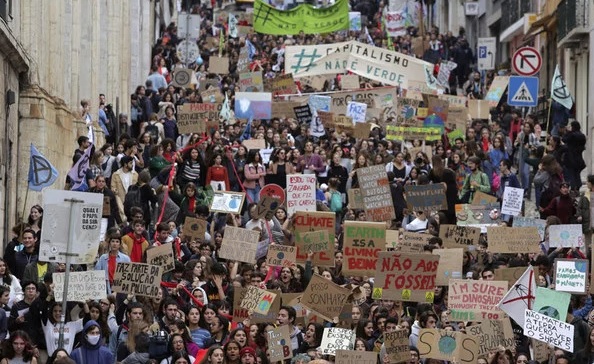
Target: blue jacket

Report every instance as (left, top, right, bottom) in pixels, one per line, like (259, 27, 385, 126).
(95, 252, 130, 294)
(71, 320, 113, 364)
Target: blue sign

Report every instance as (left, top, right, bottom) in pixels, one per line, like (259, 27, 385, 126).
(478, 46, 487, 58)
(507, 76, 538, 107)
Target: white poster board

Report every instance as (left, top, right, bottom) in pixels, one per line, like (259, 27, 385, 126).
(554, 259, 588, 294)
(319, 327, 355, 356)
(500, 187, 523, 216)
(524, 309, 573, 352)
(346, 101, 367, 123)
(549, 224, 584, 247)
(40, 190, 103, 264)
(53, 270, 107, 302)
(286, 174, 316, 214)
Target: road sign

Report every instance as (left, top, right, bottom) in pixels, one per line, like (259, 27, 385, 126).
(512, 47, 542, 76)
(507, 76, 539, 107)
(176, 40, 200, 65)
(477, 37, 496, 71)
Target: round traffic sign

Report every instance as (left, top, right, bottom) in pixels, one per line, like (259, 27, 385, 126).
(259, 184, 285, 204)
(176, 40, 200, 64)
(512, 47, 542, 76)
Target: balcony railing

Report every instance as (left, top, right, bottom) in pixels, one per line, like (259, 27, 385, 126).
(557, 0, 589, 44)
(501, 0, 532, 31)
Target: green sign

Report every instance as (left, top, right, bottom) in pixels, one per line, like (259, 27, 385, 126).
(253, 0, 349, 35)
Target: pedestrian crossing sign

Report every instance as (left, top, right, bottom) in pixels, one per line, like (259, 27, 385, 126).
(507, 76, 539, 107)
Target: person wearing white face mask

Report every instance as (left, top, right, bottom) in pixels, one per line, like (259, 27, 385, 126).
(71, 321, 113, 364)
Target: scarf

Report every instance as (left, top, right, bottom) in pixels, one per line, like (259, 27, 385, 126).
(127, 232, 145, 262)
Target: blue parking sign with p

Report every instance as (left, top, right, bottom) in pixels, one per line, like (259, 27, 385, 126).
(479, 46, 487, 58)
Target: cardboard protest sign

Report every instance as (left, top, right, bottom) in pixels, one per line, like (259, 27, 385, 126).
(146, 243, 175, 273)
(346, 101, 367, 123)
(299, 230, 331, 253)
(486, 226, 540, 253)
(494, 267, 526, 288)
(319, 327, 355, 356)
(271, 100, 304, 118)
(427, 97, 449, 123)
(183, 217, 207, 241)
(468, 99, 490, 119)
(334, 350, 377, 364)
(433, 249, 463, 286)
(357, 165, 395, 221)
(375, 252, 440, 302)
(549, 224, 584, 248)
(293, 211, 335, 267)
(342, 221, 386, 276)
(293, 105, 313, 125)
(524, 309, 574, 352)
(531, 339, 550, 363)
(466, 319, 515, 356)
(341, 75, 360, 89)
(102, 196, 111, 216)
(209, 56, 229, 74)
(448, 279, 508, 321)
(393, 98, 421, 126)
(554, 259, 588, 294)
(268, 73, 298, 96)
(446, 106, 469, 130)
(397, 231, 429, 252)
(513, 216, 546, 240)
(254, 195, 281, 220)
(235, 92, 272, 120)
(484, 76, 510, 106)
(385, 229, 399, 249)
(501, 186, 524, 216)
(472, 191, 498, 205)
(53, 271, 106, 302)
(177, 103, 222, 134)
(233, 287, 280, 323)
(210, 191, 245, 214)
(534, 287, 571, 321)
(384, 329, 410, 363)
(112, 263, 163, 298)
(301, 274, 350, 321)
(242, 139, 266, 150)
(267, 326, 293, 362)
(347, 188, 364, 209)
(417, 329, 479, 364)
(200, 88, 225, 103)
(239, 285, 277, 315)
(439, 225, 480, 250)
(353, 122, 370, 139)
(286, 174, 316, 214)
(238, 72, 264, 92)
(404, 184, 447, 212)
(219, 226, 260, 264)
(266, 245, 296, 267)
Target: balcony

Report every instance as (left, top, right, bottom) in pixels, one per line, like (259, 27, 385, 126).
(501, 0, 533, 31)
(557, 0, 589, 46)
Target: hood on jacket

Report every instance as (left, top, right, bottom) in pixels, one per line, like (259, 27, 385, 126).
(82, 320, 103, 349)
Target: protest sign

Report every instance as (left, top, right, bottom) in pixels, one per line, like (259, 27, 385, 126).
(404, 184, 447, 212)
(554, 259, 588, 294)
(334, 350, 377, 364)
(534, 287, 571, 321)
(268, 73, 298, 96)
(385, 229, 399, 249)
(112, 263, 163, 298)
(238, 72, 264, 92)
(468, 99, 490, 119)
(501, 187, 524, 216)
(242, 139, 266, 150)
(301, 274, 350, 321)
(385, 10, 406, 36)
(233, 287, 280, 323)
(455, 204, 501, 230)
(494, 267, 526, 288)
(513, 216, 546, 240)
(433, 249, 463, 286)
(255, 195, 281, 220)
(472, 191, 498, 205)
(209, 56, 229, 74)
(397, 231, 429, 252)
(53, 270, 106, 302)
(183, 217, 207, 241)
(177, 103, 223, 134)
(146, 243, 174, 273)
(210, 191, 245, 213)
(286, 174, 316, 214)
(319, 327, 355, 356)
(549, 224, 584, 248)
(347, 188, 364, 209)
(353, 122, 370, 139)
(439, 225, 480, 250)
(284, 41, 351, 76)
(200, 88, 225, 103)
(486, 226, 540, 253)
(385, 125, 442, 141)
(466, 319, 515, 356)
(524, 309, 574, 352)
(342, 221, 386, 276)
(427, 97, 449, 123)
(293, 105, 312, 124)
(253, 0, 349, 35)
(239, 285, 277, 315)
(271, 101, 304, 118)
(417, 329, 478, 364)
(266, 245, 296, 267)
(393, 98, 421, 126)
(448, 279, 508, 321)
(341, 75, 360, 89)
(299, 230, 331, 253)
(293, 211, 335, 267)
(384, 329, 409, 363)
(375, 252, 440, 302)
(267, 326, 293, 362)
(446, 106, 469, 130)
(485, 76, 509, 106)
(219, 226, 260, 264)
(357, 165, 395, 221)
(235, 92, 272, 119)
(532, 339, 550, 363)
(346, 101, 367, 123)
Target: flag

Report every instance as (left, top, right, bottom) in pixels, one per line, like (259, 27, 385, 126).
(219, 27, 224, 56)
(240, 117, 253, 142)
(228, 14, 238, 38)
(67, 145, 93, 191)
(246, 39, 256, 61)
(364, 26, 375, 46)
(497, 265, 536, 327)
(220, 92, 232, 123)
(551, 64, 573, 110)
(28, 144, 59, 191)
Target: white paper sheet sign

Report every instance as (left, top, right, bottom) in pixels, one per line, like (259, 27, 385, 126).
(286, 174, 317, 214)
(554, 259, 588, 294)
(53, 270, 107, 302)
(524, 309, 574, 352)
(346, 101, 367, 123)
(40, 190, 103, 264)
(500, 187, 523, 216)
(548, 224, 584, 247)
(320, 327, 355, 356)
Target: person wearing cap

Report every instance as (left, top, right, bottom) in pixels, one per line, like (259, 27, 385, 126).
(539, 181, 576, 224)
(239, 347, 256, 364)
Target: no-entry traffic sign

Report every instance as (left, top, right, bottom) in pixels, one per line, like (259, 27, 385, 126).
(512, 47, 542, 76)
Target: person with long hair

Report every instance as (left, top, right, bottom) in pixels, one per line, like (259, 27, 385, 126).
(228, 328, 249, 349)
(206, 153, 231, 192)
(160, 333, 196, 364)
(27, 205, 43, 241)
(169, 320, 200, 357)
(186, 306, 211, 349)
(85, 301, 112, 341)
(89, 175, 122, 241)
(223, 340, 241, 364)
(298, 322, 324, 354)
(0, 330, 37, 364)
(203, 314, 229, 348)
(178, 147, 205, 191)
(41, 301, 88, 356)
(266, 148, 293, 189)
(355, 319, 374, 342)
(244, 150, 266, 203)
(428, 155, 457, 223)
(198, 345, 224, 364)
(116, 320, 149, 362)
(46, 349, 70, 364)
(534, 154, 564, 211)
(0, 258, 22, 308)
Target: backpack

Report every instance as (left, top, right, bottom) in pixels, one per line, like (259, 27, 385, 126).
(145, 122, 159, 143)
(124, 184, 142, 220)
(330, 191, 343, 212)
(540, 173, 562, 208)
